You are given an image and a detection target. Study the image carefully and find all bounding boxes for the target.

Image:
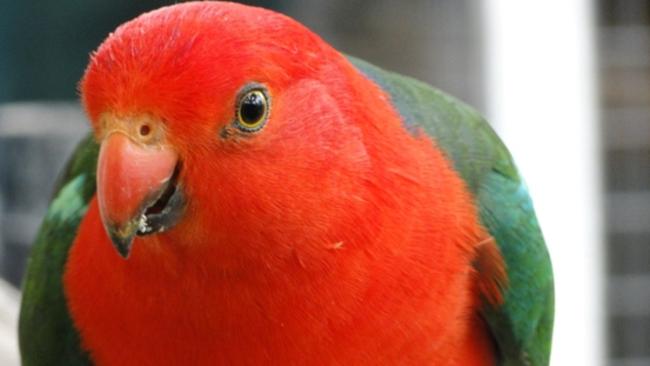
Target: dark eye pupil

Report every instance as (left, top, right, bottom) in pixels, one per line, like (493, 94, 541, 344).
(240, 92, 265, 124)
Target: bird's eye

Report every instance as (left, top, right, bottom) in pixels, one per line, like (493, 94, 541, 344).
(235, 87, 270, 132)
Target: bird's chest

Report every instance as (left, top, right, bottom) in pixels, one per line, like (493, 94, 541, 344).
(64, 205, 487, 365)
(67, 264, 442, 365)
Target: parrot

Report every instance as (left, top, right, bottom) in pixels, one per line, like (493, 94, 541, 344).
(18, 2, 553, 365)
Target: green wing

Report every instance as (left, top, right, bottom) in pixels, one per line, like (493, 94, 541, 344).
(349, 56, 554, 365)
(19, 135, 99, 366)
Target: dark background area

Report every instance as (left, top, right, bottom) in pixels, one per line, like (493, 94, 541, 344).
(599, 0, 650, 362)
(0, 1, 172, 101)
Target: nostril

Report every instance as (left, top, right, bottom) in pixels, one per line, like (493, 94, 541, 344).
(139, 124, 151, 137)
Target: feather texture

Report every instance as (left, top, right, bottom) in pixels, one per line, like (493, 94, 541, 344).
(350, 56, 554, 365)
(19, 3, 552, 365)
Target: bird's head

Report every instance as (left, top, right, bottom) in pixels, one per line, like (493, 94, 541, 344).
(82, 2, 395, 264)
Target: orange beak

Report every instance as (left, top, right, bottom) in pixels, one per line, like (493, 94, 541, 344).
(97, 132, 182, 258)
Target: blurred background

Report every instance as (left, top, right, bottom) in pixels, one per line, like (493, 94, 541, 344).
(0, 0, 646, 365)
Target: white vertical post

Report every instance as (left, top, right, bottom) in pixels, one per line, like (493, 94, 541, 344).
(481, 1, 602, 365)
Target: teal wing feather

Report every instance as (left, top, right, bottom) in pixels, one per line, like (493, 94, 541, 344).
(348, 56, 554, 365)
(19, 135, 99, 365)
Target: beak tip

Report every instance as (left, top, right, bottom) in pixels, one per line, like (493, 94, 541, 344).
(106, 227, 134, 259)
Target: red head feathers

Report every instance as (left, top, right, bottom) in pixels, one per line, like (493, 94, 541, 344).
(66, 2, 499, 365)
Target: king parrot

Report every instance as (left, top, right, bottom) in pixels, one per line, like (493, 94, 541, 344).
(19, 2, 553, 365)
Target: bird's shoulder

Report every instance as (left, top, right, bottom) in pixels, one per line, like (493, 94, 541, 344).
(18, 135, 98, 366)
(348, 55, 554, 365)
